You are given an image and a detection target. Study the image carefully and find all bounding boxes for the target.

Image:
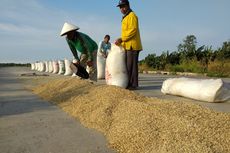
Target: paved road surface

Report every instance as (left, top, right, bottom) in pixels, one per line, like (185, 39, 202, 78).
(0, 67, 115, 153)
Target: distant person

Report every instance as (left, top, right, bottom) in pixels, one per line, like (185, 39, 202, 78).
(115, 0, 143, 90)
(60, 22, 98, 81)
(98, 35, 111, 58)
(97, 35, 111, 79)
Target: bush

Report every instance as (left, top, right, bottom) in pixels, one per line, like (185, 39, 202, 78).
(169, 65, 184, 72)
(168, 60, 205, 73)
(207, 60, 230, 77)
(139, 63, 155, 72)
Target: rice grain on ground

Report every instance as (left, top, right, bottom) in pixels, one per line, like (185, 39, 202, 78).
(32, 78, 230, 153)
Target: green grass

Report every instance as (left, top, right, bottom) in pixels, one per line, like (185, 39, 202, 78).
(168, 60, 205, 73)
(139, 60, 230, 78)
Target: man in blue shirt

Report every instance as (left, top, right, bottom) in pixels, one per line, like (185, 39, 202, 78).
(98, 35, 111, 58)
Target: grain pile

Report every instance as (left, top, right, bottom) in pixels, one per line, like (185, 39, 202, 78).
(33, 78, 230, 153)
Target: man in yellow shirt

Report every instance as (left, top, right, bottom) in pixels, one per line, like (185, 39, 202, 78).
(115, 0, 143, 90)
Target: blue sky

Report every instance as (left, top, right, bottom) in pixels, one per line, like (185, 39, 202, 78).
(0, 0, 229, 63)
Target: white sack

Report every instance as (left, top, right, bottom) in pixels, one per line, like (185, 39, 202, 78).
(31, 63, 35, 70)
(45, 61, 49, 72)
(37, 62, 41, 71)
(58, 60, 65, 75)
(105, 44, 128, 88)
(97, 51, 106, 79)
(72, 73, 77, 77)
(34, 63, 38, 71)
(64, 59, 73, 76)
(86, 66, 90, 74)
(71, 59, 78, 77)
(48, 61, 53, 73)
(36, 62, 40, 71)
(161, 77, 230, 102)
(40, 62, 46, 72)
(52, 60, 59, 74)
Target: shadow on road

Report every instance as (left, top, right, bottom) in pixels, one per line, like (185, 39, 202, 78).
(138, 85, 162, 90)
(0, 94, 56, 117)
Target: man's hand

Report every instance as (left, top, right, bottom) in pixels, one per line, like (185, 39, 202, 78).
(102, 53, 107, 58)
(73, 60, 80, 65)
(87, 61, 93, 67)
(115, 38, 122, 46)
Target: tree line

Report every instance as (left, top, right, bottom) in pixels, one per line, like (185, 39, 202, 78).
(140, 35, 230, 77)
(0, 63, 30, 67)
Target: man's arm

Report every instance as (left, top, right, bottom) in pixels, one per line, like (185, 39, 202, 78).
(66, 38, 80, 61)
(81, 34, 97, 62)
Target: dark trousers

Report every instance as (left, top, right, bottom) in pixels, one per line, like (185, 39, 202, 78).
(125, 50, 140, 88)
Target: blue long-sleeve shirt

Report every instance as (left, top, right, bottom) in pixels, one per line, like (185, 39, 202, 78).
(98, 41, 111, 55)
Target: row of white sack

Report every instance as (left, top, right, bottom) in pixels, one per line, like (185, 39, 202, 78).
(31, 44, 128, 88)
(31, 55, 108, 78)
(31, 58, 107, 78)
(31, 59, 74, 76)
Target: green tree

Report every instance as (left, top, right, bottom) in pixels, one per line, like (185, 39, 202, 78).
(144, 54, 157, 68)
(195, 45, 205, 61)
(178, 35, 197, 62)
(158, 51, 168, 70)
(168, 51, 180, 65)
(200, 46, 213, 72)
(217, 41, 230, 60)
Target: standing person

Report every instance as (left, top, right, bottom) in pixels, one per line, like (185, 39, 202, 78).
(98, 35, 111, 58)
(60, 22, 98, 81)
(115, 0, 143, 90)
(97, 35, 111, 79)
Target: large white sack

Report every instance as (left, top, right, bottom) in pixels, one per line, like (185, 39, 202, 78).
(58, 60, 65, 75)
(36, 62, 40, 71)
(45, 61, 49, 72)
(105, 44, 128, 88)
(48, 61, 53, 73)
(33, 63, 36, 70)
(40, 62, 46, 72)
(52, 60, 59, 74)
(34, 63, 38, 71)
(64, 59, 73, 76)
(71, 59, 78, 77)
(86, 66, 90, 73)
(37, 62, 41, 71)
(97, 51, 106, 79)
(161, 77, 230, 102)
(31, 63, 35, 70)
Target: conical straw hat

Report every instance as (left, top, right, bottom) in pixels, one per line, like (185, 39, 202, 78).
(60, 22, 80, 36)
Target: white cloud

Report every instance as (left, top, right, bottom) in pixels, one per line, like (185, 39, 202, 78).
(0, 0, 121, 63)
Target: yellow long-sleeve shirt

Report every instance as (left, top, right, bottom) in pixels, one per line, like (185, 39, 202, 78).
(121, 11, 143, 51)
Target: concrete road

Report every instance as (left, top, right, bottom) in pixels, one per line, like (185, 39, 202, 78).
(98, 71, 230, 113)
(0, 67, 115, 153)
